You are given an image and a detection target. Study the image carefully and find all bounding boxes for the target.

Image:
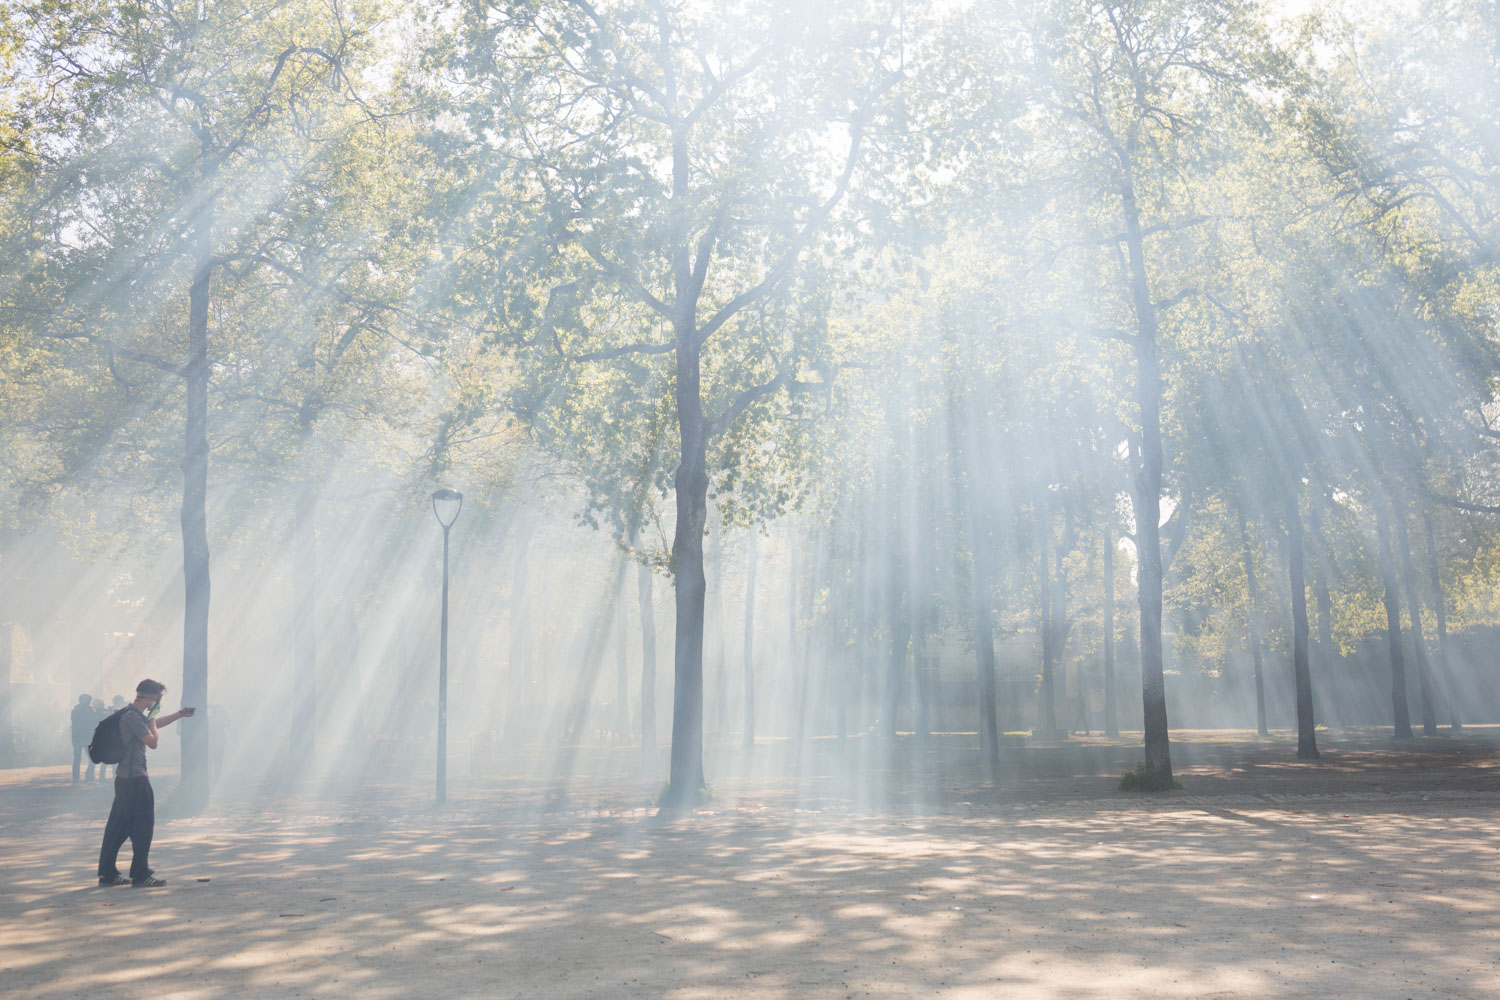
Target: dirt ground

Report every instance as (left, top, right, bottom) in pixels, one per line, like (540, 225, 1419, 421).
(3, 728, 1499, 999)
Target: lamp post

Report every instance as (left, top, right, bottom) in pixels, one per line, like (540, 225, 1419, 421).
(432, 487, 463, 805)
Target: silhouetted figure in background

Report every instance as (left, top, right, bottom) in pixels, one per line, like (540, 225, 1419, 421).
(1069, 690, 1091, 737)
(71, 695, 97, 783)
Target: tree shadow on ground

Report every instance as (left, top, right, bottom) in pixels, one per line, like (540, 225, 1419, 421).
(3, 729, 1500, 999)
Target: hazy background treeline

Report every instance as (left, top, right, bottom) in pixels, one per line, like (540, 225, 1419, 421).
(1, 0, 1498, 809)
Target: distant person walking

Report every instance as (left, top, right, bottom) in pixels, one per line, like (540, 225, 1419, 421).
(70, 695, 97, 783)
(97, 679, 194, 887)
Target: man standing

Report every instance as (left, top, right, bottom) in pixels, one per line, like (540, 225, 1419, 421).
(70, 695, 97, 783)
(97, 679, 193, 887)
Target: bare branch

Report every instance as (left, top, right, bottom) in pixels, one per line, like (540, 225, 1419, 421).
(1153, 287, 1198, 313)
(684, 44, 770, 126)
(580, 241, 674, 319)
(691, 67, 901, 348)
(707, 372, 787, 438)
(1432, 495, 1500, 516)
(220, 391, 302, 413)
(687, 205, 727, 302)
(1160, 495, 1191, 574)
(1097, 214, 1211, 246)
(568, 340, 676, 363)
(37, 328, 183, 377)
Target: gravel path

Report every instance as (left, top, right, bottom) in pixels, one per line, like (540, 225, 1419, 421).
(3, 728, 1497, 999)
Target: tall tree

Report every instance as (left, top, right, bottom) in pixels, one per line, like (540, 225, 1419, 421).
(1102, 525, 1120, 737)
(741, 528, 758, 749)
(1421, 512, 1460, 729)
(445, 1, 900, 805)
(1374, 500, 1415, 738)
(1284, 489, 1318, 758)
(14, 0, 378, 810)
(1393, 507, 1439, 734)
(1012, 0, 1272, 780)
(1237, 509, 1269, 736)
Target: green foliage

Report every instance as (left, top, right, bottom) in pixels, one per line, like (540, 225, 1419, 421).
(7, 0, 1500, 776)
(419, 0, 906, 553)
(1118, 764, 1183, 793)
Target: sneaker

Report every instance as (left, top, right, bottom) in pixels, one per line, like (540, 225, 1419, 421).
(132, 875, 166, 887)
(98, 874, 129, 886)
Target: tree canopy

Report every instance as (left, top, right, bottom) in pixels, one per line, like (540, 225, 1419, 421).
(4, 0, 1500, 800)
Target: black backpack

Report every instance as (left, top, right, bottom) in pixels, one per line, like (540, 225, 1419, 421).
(88, 709, 129, 765)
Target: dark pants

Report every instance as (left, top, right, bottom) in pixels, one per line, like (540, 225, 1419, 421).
(72, 743, 95, 782)
(98, 776, 154, 882)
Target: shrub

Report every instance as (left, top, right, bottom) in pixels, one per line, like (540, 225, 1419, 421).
(1118, 764, 1183, 793)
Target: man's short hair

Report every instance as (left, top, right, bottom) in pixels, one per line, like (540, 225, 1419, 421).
(135, 679, 167, 698)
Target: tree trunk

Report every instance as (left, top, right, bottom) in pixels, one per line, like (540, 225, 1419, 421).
(788, 522, 817, 752)
(836, 632, 850, 743)
(638, 546, 657, 756)
(1122, 179, 1171, 781)
(1102, 528, 1118, 737)
(1285, 492, 1318, 759)
(1392, 507, 1438, 735)
(794, 529, 817, 752)
(663, 322, 708, 806)
(291, 489, 317, 772)
(1057, 520, 1075, 733)
(1422, 513, 1460, 729)
(0, 624, 12, 764)
(1307, 493, 1335, 688)
(912, 465, 934, 741)
(708, 515, 727, 740)
(884, 534, 908, 741)
(1037, 520, 1058, 737)
(1374, 502, 1413, 738)
(826, 550, 847, 743)
(178, 207, 213, 814)
(615, 551, 630, 743)
(912, 630, 929, 739)
(954, 392, 1000, 768)
(504, 519, 532, 748)
(563, 553, 627, 743)
(742, 529, 757, 749)
(962, 472, 999, 768)
(787, 521, 799, 741)
(971, 543, 1000, 768)
(1238, 510, 1269, 736)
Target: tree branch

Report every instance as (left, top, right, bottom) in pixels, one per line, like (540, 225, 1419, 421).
(1160, 496, 1191, 575)
(1153, 287, 1198, 312)
(693, 70, 901, 349)
(708, 372, 787, 438)
(683, 44, 770, 126)
(1097, 214, 1211, 246)
(568, 340, 676, 363)
(580, 240, 674, 318)
(1432, 495, 1500, 516)
(37, 329, 184, 378)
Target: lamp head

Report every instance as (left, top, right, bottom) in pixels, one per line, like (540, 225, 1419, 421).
(431, 487, 463, 528)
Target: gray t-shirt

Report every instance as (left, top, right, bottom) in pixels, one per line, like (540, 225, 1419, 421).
(116, 705, 151, 779)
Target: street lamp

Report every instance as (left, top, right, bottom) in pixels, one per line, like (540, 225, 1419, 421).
(431, 487, 463, 805)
